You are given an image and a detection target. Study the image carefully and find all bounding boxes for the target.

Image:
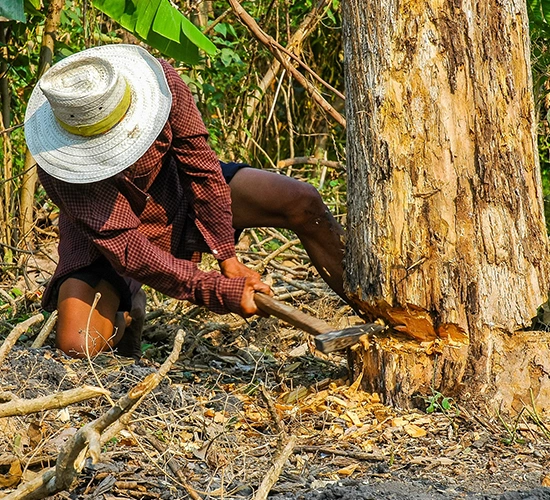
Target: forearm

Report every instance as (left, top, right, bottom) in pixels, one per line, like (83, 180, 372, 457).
(95, 230, 246, 314)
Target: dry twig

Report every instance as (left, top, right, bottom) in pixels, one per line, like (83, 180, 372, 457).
(31, 310, 57, 348)
(144, 434, 203, 500)
(3, 329, 186, 500)
(0, 313, 44, 367)
(253, 435, 297, 500)
(0, 385, 110, 418)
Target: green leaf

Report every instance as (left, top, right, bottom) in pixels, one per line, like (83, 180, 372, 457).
(180, 13, 217, 55)
(92, 0, 217, 64)
(214, 23, 227, 37)
(0, 0, 25, 22)
(152, 0, 181, 42)
(93, 0, 127, 22)
(135, 0, 161, 39)
(147, 29, 199, 65)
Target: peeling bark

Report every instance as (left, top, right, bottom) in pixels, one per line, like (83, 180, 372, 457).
(343, 0, 550, 409)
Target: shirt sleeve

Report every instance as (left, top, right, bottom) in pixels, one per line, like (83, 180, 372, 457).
(161, 60, 237, 262)
(40, 173, 246, 315)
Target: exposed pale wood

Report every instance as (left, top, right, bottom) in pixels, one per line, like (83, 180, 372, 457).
(488, 330, 550, 412)
(342, 0, 550, 408)
(349, 329, 550, 413)
(0, 385, 110, 418)
(349, 334, 469, 408)
(0, 313, 44, 368)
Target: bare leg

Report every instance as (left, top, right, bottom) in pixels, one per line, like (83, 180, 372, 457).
(229, 168, 347, 302)
(56, 278, 145, 359)
(57, 278, 126, 357)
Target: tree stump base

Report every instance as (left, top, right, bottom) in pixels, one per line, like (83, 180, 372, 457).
(348, 330, 550, 414)
(487, 330, 550, 413)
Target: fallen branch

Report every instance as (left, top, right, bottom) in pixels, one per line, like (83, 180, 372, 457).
(144, 434, 203, 500)
(0, 385, 110, 418)
(295, 445, 385, 462)
(253, 238, 301, 273)
(31, 310, 58, 348)
(276, 156, 344, 170)
(253, 435, 297, 500)
(3, 329, 186, 500)
(0, 313, 44, 367)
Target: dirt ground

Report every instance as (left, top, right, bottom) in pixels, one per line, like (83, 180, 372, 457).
(1, 233, 550, 499)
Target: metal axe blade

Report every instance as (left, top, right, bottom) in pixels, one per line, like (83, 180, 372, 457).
(254, 293, 385, 353)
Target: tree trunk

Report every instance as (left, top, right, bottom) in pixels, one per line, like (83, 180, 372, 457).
(342, 0, 550, 412)
(0, 24, 13, 260)
(19, 0, 64, 248)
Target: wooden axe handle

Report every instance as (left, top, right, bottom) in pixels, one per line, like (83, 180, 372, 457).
(254, 293, 334, 337)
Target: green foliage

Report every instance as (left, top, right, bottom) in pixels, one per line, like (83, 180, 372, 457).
(91, 0, 216, 64)
(0, 0, 25, 22)
(528, 0, 550, 229)
(425, 391, 457, 415)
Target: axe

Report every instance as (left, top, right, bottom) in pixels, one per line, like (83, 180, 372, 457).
(254, 293, 386, 353)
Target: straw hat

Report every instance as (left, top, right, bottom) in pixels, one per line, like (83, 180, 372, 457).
(25, 44, 172, 184)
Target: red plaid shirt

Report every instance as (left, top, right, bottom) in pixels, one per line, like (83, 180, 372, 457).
(38, 60, 246, 315)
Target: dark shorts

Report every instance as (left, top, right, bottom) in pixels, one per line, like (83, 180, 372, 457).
(60, 256, 134, 312)
(59, 161, 249, 312)
(221, 161, 248, 183)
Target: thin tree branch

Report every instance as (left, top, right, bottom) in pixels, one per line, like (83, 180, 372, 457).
(0, 313, 45, 368)
(0, 385, 110, 418)
(277, 156, 344, 170)
(229, 0, 346, 128)
(3, 329, 186, 500)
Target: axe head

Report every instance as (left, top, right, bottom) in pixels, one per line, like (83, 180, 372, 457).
(314, 323, 386, 353)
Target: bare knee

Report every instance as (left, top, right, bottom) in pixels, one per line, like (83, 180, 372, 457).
(56, 327, 115, 358)
(56, 277, 123, 358)
(284, 181, 331, 231)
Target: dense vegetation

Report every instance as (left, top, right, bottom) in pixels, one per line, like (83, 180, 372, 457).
(0, 0, 549, 262)
(0, 0, 345, 265)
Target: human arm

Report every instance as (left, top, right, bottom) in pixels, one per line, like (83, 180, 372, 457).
(161, 60, 237, 263)
(40, 173, 247, 315)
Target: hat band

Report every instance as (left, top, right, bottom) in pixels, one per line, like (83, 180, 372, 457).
(56, 83, 132, 137)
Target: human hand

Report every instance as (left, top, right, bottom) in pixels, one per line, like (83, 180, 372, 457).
(239, 275, 272, 317)
(220, 257, 272, 316)
(219, 256, 260, 280)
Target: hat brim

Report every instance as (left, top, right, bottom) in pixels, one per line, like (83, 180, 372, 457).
(25, 44, 172, 184)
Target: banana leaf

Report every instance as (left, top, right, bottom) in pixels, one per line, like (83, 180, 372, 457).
(92, 0, 217, 65)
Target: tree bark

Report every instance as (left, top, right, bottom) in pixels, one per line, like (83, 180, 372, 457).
(342, 0, 550, 411)
(19, 0, 64, 247)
